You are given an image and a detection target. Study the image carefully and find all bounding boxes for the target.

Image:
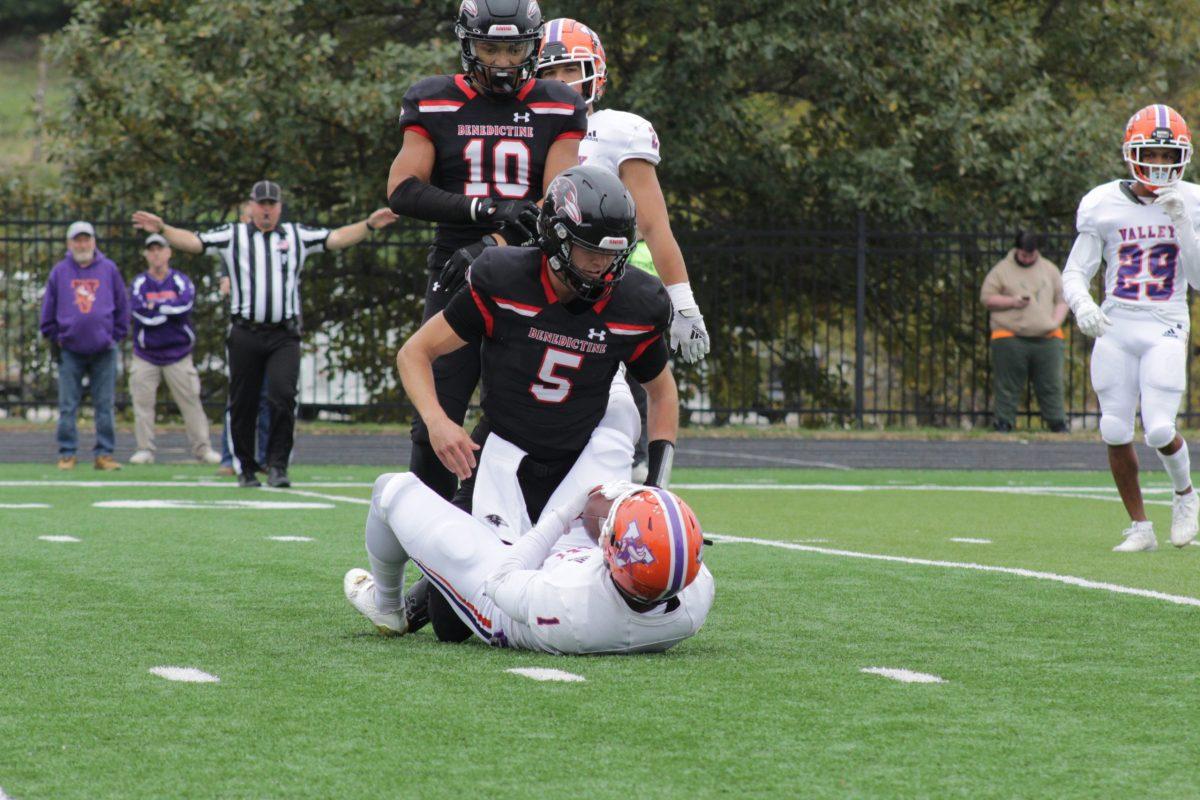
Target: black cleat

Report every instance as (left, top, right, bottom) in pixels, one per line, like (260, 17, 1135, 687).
(267, 467, 291, 488)
(403, 576, 431, 634)
(238, 471, 262, 488)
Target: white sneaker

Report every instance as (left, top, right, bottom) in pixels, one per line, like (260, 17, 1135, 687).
(343, 568, 407, 636)
(198, 449, 222, 465)
(1113, 521, 1157, 552)
(1170, 490, 1200, 548)
(129, 450, 155, 465)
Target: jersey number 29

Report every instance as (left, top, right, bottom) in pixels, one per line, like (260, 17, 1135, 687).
(1113, 242, 1178, 301)
(463, 139, 531, 199)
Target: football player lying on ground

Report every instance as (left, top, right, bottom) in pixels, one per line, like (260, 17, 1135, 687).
(344, 474, 714, 654)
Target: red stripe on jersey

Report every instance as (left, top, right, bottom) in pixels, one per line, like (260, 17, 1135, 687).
(607, 321, 656, 334)
(403, 124, 432, 140)
(539, 256, 558, 304)
(592, 292, 613, 314)
(516, 79, 536, 101)
(628, 333, 662, 363)
(528, 102, 577, 111)
(470, 286, 494, 337)
(454, 74, 478, 99)
(554, 129, 585, 142)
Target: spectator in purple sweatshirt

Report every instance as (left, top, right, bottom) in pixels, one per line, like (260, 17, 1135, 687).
(39, 221, 128, 471)
(127, 234, 222, 466)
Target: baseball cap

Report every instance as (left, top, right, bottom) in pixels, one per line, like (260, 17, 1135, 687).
(249, 180, 282, 202)
(66, 221, 95, 240)
(144, 233, 168, 248)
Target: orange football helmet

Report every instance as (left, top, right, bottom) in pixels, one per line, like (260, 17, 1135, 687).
(536, 18, 608, 106)
(599, 486, 704, 604)
(1123, 104, 1192, 189)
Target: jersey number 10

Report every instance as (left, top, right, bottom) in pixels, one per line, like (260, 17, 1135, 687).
(463, 138, 532, 199)
(1113, 242, 1178, 301)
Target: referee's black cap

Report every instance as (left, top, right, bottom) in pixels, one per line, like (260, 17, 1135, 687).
(250, 180, 282, 203)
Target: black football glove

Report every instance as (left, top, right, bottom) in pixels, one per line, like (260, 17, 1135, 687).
(438, 235, 497, 294)
(472, 198, 540, 245)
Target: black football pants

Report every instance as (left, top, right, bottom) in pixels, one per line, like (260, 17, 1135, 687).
(409, 258, 482, 500)
(226, 321, 299, 475)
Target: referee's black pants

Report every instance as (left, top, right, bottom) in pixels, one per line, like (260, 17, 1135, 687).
(227, 320, 300, 475)
(409, 253, 482, 500)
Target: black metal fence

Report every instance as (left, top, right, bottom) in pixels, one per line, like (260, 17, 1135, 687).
(4, 205, 1194, 429)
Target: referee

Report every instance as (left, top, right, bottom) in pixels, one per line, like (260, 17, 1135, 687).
(133, 181, 398, 487)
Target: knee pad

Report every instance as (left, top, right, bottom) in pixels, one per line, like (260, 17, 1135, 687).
(372, 472, 412, 515)
(1144, 424, 1177, 449)
(598, 389, 641, 443)
(1099, 415, 1135, 446)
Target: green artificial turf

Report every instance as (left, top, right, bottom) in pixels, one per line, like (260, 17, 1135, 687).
(2, 464, 1199, 798)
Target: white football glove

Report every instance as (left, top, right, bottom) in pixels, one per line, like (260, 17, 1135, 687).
(666, 282, 711, 363)
(1154, 187, 1191, 225)
(1075, 302, 1113, 338)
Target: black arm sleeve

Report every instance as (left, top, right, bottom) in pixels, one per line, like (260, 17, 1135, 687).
(442, 283, 490, 341)
(388, 177, 475, 224)
(625, 335, 670, 383)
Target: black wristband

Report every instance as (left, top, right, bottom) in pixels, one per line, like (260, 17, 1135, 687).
(387, 176, 474, 224)
(646, 440, 675, 488)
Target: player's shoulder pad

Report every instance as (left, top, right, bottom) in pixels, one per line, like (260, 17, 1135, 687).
(403, 74, 461, 103)
(592, 108, 652, 133)
(466, 246, 541, 296)
(527, 78, 587, 106)
(613, 267, 671, 327)
(1076, 179, 1123, 232)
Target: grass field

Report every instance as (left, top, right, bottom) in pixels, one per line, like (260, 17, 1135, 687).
(3, 463, 1200, 799)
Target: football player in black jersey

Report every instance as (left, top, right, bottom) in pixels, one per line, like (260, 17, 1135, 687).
(398, 165, 678, 514)
(397, 166, 680, 641)
(386, 0, 589, 501)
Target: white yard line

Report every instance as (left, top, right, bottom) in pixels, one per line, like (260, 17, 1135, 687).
(93, 499, 334, 510)
(861, 667, 946, 684)
(0, 503, 50, 508)
(268, 536, 314, 542)
(148, 666, 220, 683)
(264, 487, 371, 505)
(708, 534, 1200, 608)
(38, 535, 80, 543)
(0, 480, 373, 488)
(949, 537, 992, 544)
(679, 448, 852, 470)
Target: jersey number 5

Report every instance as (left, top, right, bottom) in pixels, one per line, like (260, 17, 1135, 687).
(1113, 242, 1178, 301)
(530, 347, 583, 404)
(463, 139, 531, 199)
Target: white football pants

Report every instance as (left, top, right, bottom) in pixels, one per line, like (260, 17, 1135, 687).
(1090, 307, 1187, 447)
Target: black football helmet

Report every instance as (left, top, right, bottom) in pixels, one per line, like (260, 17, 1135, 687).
(538, 165, 637, 302)
(455, 0, 544, 97)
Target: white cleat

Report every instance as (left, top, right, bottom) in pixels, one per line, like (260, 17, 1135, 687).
(1170, 490, 1200, 548)
(1113, 521, 1157, 552)
(343, 568, 407, 636)
(198, 449, 222, 465)
(129, 450, 155, 465)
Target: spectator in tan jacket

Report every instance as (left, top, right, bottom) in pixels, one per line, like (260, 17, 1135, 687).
(981, 231, 1069, 433)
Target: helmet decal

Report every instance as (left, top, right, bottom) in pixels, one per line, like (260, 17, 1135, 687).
(549, 177, 582, 224)
(460, 0, 478, 18)
(611, 521, 655, 567)
(528, 0, 540, 21)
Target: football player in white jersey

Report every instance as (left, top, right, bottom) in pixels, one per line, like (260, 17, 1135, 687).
(343, 473, 714, 655)
(535, 19, 710, 364)
(1063, 104, 1200, 551)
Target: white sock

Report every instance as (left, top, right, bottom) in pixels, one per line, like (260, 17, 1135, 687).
(365, 506, 407, 614)
(1157, 442, 1193, 493)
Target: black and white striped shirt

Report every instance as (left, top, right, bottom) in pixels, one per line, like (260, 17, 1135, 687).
(198, 221, 331, 323)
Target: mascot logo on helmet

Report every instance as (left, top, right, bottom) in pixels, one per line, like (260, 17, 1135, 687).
(527, 0, 540, 21)
(549, 176, 582, 225)
(460, 0, 478, 18)
(612, 522, 655, 567)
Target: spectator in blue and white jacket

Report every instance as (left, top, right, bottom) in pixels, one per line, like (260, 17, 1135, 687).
(127, 233, 220, 465)
(40, 221, 128, 471)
